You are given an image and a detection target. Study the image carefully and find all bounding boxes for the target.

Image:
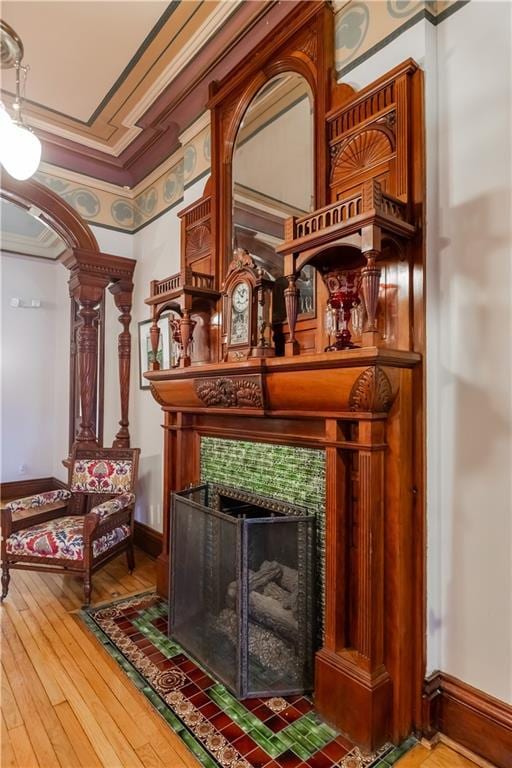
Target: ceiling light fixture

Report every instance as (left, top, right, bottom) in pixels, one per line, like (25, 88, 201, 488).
(0, 20, 42, 181)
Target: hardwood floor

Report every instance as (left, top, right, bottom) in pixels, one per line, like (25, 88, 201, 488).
(396, 743, 487, 768)
(0, 550, 482, 768)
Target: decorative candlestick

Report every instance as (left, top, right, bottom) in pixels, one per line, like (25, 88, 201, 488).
(324, 270, 361, 351)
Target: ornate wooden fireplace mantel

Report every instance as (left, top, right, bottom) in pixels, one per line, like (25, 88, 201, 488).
(146, 346, 422, 750)
(144, 0, 425, 754)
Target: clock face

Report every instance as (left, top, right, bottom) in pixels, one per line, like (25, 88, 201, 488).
(232, 281, 250, 312)
(230, 281, 250, 345)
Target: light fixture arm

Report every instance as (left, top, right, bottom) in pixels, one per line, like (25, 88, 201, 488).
(0, 18, 42, 180)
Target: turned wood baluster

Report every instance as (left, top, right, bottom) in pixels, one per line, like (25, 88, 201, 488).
(110, 281, 133, 448)
(284, 275, 301, 356)
(179, 310, 196, 368)
(361, 250, 381, 343)
(76, 298, 101, 444)
(149, 313, 161, 371)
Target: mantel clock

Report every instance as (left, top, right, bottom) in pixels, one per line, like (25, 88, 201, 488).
(221, 249, 275, 361)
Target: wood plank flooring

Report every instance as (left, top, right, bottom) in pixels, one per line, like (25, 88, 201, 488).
(0, 550, 481, 768)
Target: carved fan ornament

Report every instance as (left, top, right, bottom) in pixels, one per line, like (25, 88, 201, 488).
(185, 223, 211, 258)
(349, 366, 393, 413)
(295, 30, 317, 63)
(331, 129, 392, 183)
(194, 376, 263, 408)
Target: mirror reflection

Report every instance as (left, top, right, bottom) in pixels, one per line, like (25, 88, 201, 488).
(232, 72, 315, 316)
(0, 198, 67, 260)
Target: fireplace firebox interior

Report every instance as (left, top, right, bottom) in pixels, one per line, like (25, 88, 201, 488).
(169, 483, 316, 699)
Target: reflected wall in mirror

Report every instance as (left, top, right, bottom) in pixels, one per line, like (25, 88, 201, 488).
(0, 198, 67, 260)
(232, 72, 315, 317)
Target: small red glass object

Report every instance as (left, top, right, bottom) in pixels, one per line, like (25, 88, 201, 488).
(325, 271, 360, 351)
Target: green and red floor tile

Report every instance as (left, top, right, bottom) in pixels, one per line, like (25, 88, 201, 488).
(81, 593, 416, 768)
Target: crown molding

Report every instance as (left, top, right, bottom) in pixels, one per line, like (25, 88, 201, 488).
(37, 1, 300, 187)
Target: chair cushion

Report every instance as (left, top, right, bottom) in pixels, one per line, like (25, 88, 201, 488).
(5, 516, 130, 561)
(70, 459, 133, 494)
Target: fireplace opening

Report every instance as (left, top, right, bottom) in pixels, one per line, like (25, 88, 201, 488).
(169, 483, 316, 698)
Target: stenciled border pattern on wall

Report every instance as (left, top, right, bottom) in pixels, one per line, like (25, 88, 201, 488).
(334, 0, 468, 75)
(34, 124, 210, 234)
(31, 1, 467, 234)
(200, 437, 327, 641)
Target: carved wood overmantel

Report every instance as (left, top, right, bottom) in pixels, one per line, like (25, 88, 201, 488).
(144, 0, 425, 754)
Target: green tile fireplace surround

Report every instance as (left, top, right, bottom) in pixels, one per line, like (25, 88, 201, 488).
(199, 436, 327, 638)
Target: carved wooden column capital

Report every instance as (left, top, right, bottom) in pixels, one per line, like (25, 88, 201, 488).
(109, 280, 134, 448)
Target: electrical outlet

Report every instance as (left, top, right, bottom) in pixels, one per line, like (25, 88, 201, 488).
(18, 464, 27, 475)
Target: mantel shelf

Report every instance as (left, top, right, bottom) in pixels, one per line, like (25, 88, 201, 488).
(144, 346, 421, 382)
(145, 347, 421, 417)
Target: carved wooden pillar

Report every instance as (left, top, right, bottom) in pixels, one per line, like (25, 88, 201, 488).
(323, 419, 347, 651)
(361, 220, 382, 347)
(179, 309, 196, 368)
(73, 286, 105, 445)
(62, 247, 137, 454)
(156, 410, 197, 596)
(361, 250, 382, 346)
(315, 366, 393, 751)
(355, 420, 387, 666)
(109, 280, 134, 448)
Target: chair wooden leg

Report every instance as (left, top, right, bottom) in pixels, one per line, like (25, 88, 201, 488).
(83, 573, 92, 607)
(1, 565, 10, 600)
(126, 542, 135, 574)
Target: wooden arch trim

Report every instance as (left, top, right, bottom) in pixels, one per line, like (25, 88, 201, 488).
(1, 173, 137, 452)
(0, 174, 99, 252)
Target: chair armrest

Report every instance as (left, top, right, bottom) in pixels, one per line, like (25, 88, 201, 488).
(3, 489, 72, 514)
(88, 492, 135, 523)
(1, 489, 72, 532)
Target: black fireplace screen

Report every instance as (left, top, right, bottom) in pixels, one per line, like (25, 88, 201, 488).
(169, 483, 315, 698)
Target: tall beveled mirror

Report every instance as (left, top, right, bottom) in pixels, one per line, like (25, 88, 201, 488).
(231, 72, 316, 318)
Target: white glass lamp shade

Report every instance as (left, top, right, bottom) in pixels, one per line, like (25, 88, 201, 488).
(0, 119, 42, 180)
(0, 102, 13, 158)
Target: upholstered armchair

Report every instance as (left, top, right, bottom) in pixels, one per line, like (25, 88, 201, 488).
(1, 447, 140, 606)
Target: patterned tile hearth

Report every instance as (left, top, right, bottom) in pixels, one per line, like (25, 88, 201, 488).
(82, 593, 416, 768)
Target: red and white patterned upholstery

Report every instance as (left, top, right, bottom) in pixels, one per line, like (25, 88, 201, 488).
(70, 459, 133, 494)
(5, 516, 130, 561)
(4, 489, 72, 514)
(90, 492, 135, 521)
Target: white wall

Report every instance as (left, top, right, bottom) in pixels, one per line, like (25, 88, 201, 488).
(1, 253, 69, 482)
(341, 2, 512, 703)
(434, 0, 512, 703)
(129, 177, 206, 531)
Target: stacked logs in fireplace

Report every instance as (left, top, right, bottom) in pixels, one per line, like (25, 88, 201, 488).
(169, 483, 315, 698)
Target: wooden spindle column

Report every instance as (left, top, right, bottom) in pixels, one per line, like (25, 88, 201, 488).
(110, 280, 134, 448)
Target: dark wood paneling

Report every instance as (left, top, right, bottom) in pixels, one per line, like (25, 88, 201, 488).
(134, 521, 163, 559)
(423, 672, 512, 768)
